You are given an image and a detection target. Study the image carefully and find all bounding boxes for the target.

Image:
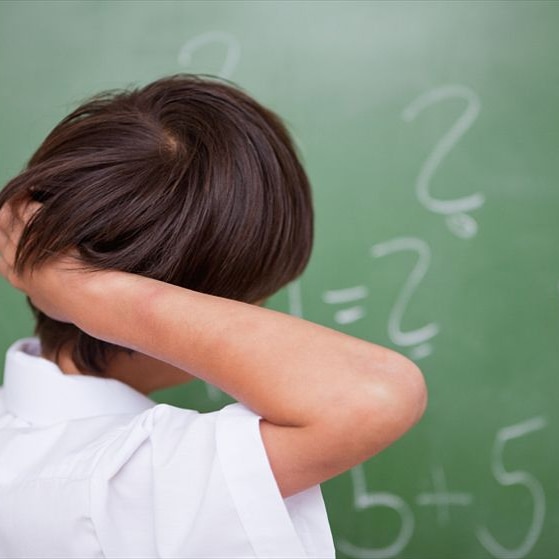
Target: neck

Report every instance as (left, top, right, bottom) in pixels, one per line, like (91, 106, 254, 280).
(42, 345, 195, 395)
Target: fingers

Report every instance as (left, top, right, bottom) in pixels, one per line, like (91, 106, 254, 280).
(0, 199, 41, 230)
(0, 199, 41, 288)
(0, 230, 17, 288)
(0, 205, 19, 287)
(0, 199, 41, 242)
(20, 200, 42, 225)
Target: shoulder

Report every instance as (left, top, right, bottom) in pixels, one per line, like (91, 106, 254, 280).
(94, 402, 264, 485)
(91, 402, 335, 558)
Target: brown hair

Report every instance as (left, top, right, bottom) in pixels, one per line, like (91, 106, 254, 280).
(0, 74, 313, 374)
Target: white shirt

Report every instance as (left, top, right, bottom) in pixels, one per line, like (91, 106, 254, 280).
(0, 338, 335, 558)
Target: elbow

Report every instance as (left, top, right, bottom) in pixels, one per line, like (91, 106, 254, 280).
(349, 353, 428, 460)
(295, 351, 428, 486)
(378, 354, 428, 431)
(389, 355, 428, 425)
(403, 359, 428, 425)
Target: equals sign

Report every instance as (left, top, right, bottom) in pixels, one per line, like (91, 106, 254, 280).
(322, 286, 369, 325)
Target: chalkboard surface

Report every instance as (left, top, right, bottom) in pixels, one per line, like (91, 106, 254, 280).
(1, 2, 558, 557)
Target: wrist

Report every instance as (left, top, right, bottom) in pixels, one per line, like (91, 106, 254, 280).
(76, 270, 159, 349)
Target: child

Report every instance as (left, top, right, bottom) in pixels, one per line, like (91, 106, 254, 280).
(0, 74, 426, 558)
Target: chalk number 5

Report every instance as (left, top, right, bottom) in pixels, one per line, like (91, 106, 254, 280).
(476, 417, 547, 559)
(337, 465, 414, 558)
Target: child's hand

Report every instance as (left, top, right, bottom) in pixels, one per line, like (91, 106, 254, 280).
(0, 200, 83, 324)
(0, 200, 39, 292)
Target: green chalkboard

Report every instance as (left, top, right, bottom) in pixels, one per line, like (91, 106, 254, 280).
(1, 1, 559, 557)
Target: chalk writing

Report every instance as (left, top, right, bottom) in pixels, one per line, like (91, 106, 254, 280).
(402, 85, 484, 239)
(288, 280, 304, 318)
(178, 31, 241, 79)
(415, 465, 473, 526)
(323, 286, 369, 325)
(371, 237, 438, 360)
(337, 465, 414, 559)
(476, 416, 547, 559)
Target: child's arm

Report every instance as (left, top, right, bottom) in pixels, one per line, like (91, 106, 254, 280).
(0, 202, 427, 498)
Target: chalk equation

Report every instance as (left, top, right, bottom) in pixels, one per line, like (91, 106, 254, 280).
(337, 416, 547, 559)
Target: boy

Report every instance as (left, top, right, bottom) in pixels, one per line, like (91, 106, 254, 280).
(0, 74, 426, 558)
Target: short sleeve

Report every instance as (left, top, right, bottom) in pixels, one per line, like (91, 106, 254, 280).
(90, 403, 335, 559)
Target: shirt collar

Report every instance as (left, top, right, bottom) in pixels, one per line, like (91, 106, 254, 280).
(2, 338, 155, 425)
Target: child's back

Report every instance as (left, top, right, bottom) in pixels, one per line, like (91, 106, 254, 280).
(0, 339, 333, 557)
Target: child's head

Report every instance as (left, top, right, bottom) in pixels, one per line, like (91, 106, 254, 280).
(0, 74, 313, 375)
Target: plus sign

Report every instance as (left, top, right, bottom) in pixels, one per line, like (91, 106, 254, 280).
(415, 465, 473, 526)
